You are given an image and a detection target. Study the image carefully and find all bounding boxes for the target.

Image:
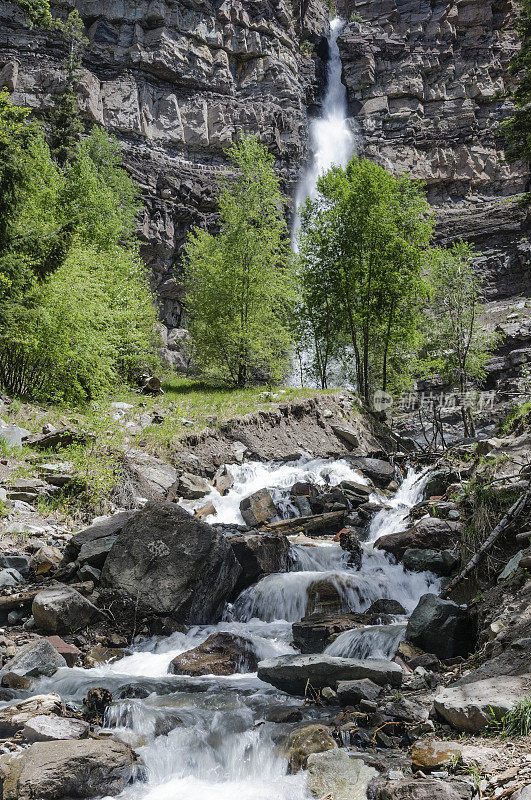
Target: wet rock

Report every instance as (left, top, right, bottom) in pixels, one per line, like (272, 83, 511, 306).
(292, 610, 398, 654)
(402, 549, 459, 576)
(85, 645, 125, 667)
(168, 632, 258, 676)
(336, 678, 382, 705)
(229, 532, 290, 594)
(307, 748, 378, 800)
(367, 599, 407, 616)
(265, 706, 303, 723)
(346, 457, 395, 488)
(175, 472, 211, 500)
(383, 697, 429, 723)
(434, 674, 531, 731)
(257, 654, 402, 695)
(286, 724, 336, 772)
(406, 594, 474, 659)
(239, 488, 277, 527)
(0, 694, 63, 735)
(101, 502, 241, 623)
(340, 480, 372, 505)
(83, 687, 113, 723)
(306, 579, 349, 615)
(32, 585, 102, 634)
(23, 714, 90, 742)
(0, 639, 67, 684)
(375, 778, 474, 800)
(423, 468, 460, 498)
(194, 501, 216, 521)
(375, 519, 462, 560)
(339, 529, 363, 568)
(212, 465, 233, 496)
(0, 738, 133, 799)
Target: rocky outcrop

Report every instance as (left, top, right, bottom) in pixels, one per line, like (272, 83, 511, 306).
(434, 674, 531, 731)
(168, 631, 258, 676)
(336, 0, 530, 302)
(406, 594, 475, 659)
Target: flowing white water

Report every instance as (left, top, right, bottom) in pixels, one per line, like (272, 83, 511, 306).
(31, 461, 438, 800)
(292, 17, 357, 245)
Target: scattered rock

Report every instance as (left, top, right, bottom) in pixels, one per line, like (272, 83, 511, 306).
(406, 594, 474, 659)
(434, 674, 531, 731)
(307, 748, 378, 800)
(0, 639, 67, 684)
(239, 488, 277, 527)
(0, 738, 133, 800)
(0, 694, 63, 735)
(0, 568, 24, 588)
(286, 724, 336, 772)
(257, 654, 402, 695)
(77, 536, 118, 568)
(63, 512, 135, 563)
(23, 714, 90, 742)
(100, 502, 241, 623)
(32, 585, 102, 634)
(402, 549, 459, 576)
(31, 546, 63, 575)
(168, 632, 258, 676)
(336, 678, 382, 706)
(24, 427, 89, 450)
(383, 697, 429, 723)
(346, 457, 395, 487)
(375, 518, 462, 560)
(175, 472, 211, 500)
(375, 778, 473, 800)
(45, 635, 81, 667)
(264, 706, 303, 723)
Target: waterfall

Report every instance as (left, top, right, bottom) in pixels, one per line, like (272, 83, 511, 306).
(292, 16, 356, 246)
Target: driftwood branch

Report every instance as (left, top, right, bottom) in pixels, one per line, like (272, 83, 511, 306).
(445, 489, 529, 595)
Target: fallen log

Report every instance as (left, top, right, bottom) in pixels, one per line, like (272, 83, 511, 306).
(262, 510, 345, 537)
(0, 581, 94, 614)
(444, 489, 529, 596)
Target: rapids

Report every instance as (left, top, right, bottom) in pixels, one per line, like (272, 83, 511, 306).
(33, 454, 439, 800)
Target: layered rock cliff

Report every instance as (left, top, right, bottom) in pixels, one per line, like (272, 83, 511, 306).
(0, 0, 529, 330)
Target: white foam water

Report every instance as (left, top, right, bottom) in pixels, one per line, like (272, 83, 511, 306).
(325, 623, 407, 660)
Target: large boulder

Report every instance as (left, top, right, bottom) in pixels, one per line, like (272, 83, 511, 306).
(22, 714, 89, 742)
(32, 585, 101, 634)
(61, 511, 135, 568)
(292, 605, 403, 654)
(0, 639, 67, 683)
(286, 724, 336, 772)
(406, 594, 474, 659)
(257, 654, 402, 695)
(345, 457, 395, 487)
(307, 749, 378, 800)
(0, 694, 63, 736)
(239, 489, 277, 527)
(402, 548, 459, 576)
(375, 518, 462, 560)
(0, 739, 133, 800)
(168, 632, 258, 676)
(434, 674, 531, 732)
(101, 502, 241, 623)
(229, 533, 290, 594)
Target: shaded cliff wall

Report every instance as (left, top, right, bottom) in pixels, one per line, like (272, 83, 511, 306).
(336, 0, 530, 300)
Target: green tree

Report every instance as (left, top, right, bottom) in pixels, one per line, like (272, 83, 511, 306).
(49, 10, 87, 165)
(424, 241, 500, 436)
(503, 0, 530, 172)
(184, 134, 296, 387)
(297, 156, 434, 400)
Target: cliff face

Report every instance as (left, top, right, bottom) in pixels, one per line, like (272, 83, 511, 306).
(0, 0, 529, 328)
(0, 0, 329, 326)
(336, 0, 530, 300)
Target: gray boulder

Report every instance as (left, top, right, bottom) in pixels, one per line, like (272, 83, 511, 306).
(336, 678, 382, 706)
(77, 535, 118, 568)
(101, 502, 241, 623)
(434, 674, 531, 731)
(376, 518, 462, 560)
(0, 639, 67, 682)
(0, 694, 63, 736)
(63, 511, 135, 562)
(0, 568, 25, 588)
(0, 555, 30, 577)
(0, 424, 31, 448)
(423, 467, 460, 498)
(229, 532, 290, 593)
(402, 548, 459, 576)
(406, 594, 474, 659)
(307, 749, 378, 800)
(0, 739, 132, 800)
(32, 585, 101, 634)
(257, 654, 402, 695)
(346, 457, 395, 487)
(23, 714, 89, 741)
(240, 488, 277, 527)
(176, 472, 211, 500)
(376, 778, 473, 800)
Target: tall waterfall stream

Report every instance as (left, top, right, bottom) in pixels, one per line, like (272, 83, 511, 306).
(34, 457, 439, 800)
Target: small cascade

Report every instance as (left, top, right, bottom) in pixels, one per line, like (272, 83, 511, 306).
(325, 623, 407, 660)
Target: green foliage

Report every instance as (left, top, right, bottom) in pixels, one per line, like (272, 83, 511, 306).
(300, 40, 314, 55)
(501, 399, 531, 434)
(422, 241, 500, 435)
(0, 94, 158, 402)
(184, 133, 296, 387)
(503, 0, 530, 172)
(297, 156, 434, 398)
(12, 0, 52, 27)
(487, 696, 531, 737)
